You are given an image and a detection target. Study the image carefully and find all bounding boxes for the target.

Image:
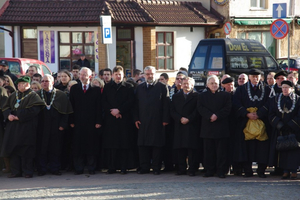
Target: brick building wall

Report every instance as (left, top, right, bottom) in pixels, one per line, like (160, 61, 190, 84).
(143, 26, 156, 68)
(97, 27, 108, 70)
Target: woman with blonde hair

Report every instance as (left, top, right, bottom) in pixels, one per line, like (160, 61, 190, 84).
(30, 81, 42, 92)
(3, 75, 16, 91)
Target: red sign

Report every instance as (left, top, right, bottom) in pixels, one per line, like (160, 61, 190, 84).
(208, 71, 219, 76)
(270, 19, 289, 39)
(223, 22, 232, 35)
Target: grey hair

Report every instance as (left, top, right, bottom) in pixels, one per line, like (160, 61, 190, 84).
(144, 66, 156, 73)
(43, 74, 54, 83)
(80, 67, 92, 76)
(207, 75, 219, 84)
(183, 77, 195, 86)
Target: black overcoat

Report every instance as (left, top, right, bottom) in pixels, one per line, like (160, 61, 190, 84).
(268, 93, 300, 169)
(134, 80, 170, 147)
(171, 90, 200, 149)
(102, 81, 135, 149)
(197, 89, 231, 139)
(232, 81, 271, 163)
(69, 82, 102, 156)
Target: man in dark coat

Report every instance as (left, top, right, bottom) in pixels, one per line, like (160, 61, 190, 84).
(69, 67, 102, 175)
(1, 76, 44, 178)
(198, 75, 232, 178)
(269, 70, 287, 97)
(36, 74, 73, 176)
(0, 60, 17, 83)
(287, 71, 300, 96)
(134, 66, 170, 175)
(75, 54, 91, 68)
(171, 77, 200, 176)
(233, 69, 271, 178)
(102, 65, 136, 174)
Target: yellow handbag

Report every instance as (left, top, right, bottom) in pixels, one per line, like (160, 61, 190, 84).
(243, 107, 268, 141)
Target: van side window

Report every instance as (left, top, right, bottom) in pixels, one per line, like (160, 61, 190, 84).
(42, 65, 51, 75)
(229, 56, 248, 69)
(208, 45, 223, 69)
(265, 57, 277, 69)
(9, 62, 21, 74)
(248, 56, 264, 69)
(190, 45, 208, 69)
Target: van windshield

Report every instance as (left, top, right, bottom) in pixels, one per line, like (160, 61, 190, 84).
(8, 61, 21, 74)
(189, 45, 208, 70)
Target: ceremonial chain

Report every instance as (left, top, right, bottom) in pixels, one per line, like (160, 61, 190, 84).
(277, 93, 296, 114)
(14, 91, 33, 108)
(41, 89, 56, 110)
(247, 82, 265, 102)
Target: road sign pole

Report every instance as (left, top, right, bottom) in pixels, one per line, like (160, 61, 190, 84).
(288, 24, 290, 72)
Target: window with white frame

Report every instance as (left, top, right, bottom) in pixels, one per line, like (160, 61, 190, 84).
(250, 0, 266, 9)
(156, 32, 174, 70)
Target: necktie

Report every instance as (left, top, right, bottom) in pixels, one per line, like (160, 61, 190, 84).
(253, 85, 257, 91)
(83, 85, 87, 93)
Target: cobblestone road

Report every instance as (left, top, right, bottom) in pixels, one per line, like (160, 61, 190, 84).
(0, 170, 299, 200)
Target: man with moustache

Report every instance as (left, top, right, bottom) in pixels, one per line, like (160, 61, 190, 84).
(134, 66, 170, 175)
(237, 73, 248, 86)
(270, 70, 287, 97)
(36, 75, 73, 176)
(1, 76, 44, 178)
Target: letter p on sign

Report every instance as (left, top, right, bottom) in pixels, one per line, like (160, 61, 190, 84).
(104, 28, 111, 39)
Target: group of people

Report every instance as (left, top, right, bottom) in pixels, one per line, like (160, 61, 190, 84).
(0, 58, 299, 180)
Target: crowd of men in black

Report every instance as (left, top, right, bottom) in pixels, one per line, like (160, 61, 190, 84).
(0, 59, 299, 180)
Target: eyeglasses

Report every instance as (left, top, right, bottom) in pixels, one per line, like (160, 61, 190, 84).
(176, 78, 183, 81)
(41, 80, 50, 83)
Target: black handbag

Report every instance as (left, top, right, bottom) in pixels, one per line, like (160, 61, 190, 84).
(276, 134, 300, 151)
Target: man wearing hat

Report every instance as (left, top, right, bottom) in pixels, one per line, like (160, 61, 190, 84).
(270, 70, 288, 97)
(1, 76, 44, 178)
(0, 60, 17, 83)
(75, 54, 91, 68)
(233, 68, 271, 178)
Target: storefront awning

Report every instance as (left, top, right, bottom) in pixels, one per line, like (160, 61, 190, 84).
(233, 18, 292, 25)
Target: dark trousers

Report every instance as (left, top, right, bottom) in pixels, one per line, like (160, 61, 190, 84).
(73, 155, 96, 172)
(176, 148, 197, 173)
(138, 146, 162, 171)
(37, 152, 60, 173)
(10, 155, 33, 176)
(243, 162, 267, 175)
(106, 148, 129, 170)
(203, 138, 228, 175)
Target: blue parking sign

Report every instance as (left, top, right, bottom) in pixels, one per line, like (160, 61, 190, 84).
(104, 28, 111, 39)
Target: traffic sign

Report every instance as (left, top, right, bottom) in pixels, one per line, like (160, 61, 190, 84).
(223, 22, 232, 35)
(100, 15, 112, 44)
(270, 19, 289, 39)
(273, 3, 286, 19)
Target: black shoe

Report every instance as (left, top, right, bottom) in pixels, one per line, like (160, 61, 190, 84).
(51, 171, 62, 176)
(203, 173, 214, 178)
(188, 172, 196, 177)
(24, 174, 33, 178)
(176, 171, 186, 175)
(153, 170, 160, 175)
(243, 173, 253, 178)
(218, 174, 226, 178)
(106, 169, 116, 174)
(7, 174, 22, 178)
(74, 171, 83, 175)
(281, 173, 290, 180)
(89, 170, 95, 175)
(120, 170, 127, 175)
(270, 170, 283, 176)
(38, 171, 46, 176)
(258, 173, 266, 178)
(137, 169, 150, 174)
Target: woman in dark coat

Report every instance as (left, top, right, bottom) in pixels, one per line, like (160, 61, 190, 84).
(269, 80, 300, 180)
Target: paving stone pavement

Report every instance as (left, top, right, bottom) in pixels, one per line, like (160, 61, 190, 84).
(0, 171, 299, 200)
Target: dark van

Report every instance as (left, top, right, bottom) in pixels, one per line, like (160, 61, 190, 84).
(188, 38, 280, 90)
